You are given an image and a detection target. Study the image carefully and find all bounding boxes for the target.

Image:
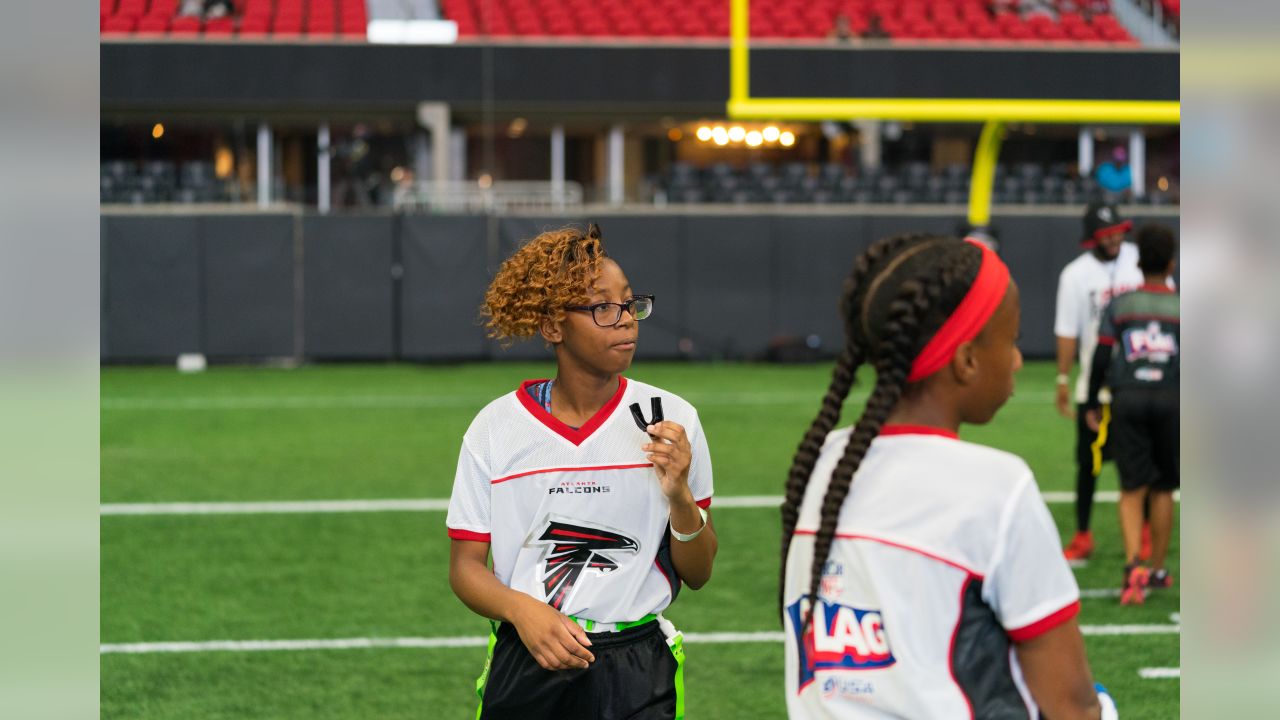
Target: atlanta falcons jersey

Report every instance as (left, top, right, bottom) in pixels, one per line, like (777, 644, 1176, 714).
(1055, 242, 1144, 403)
(783, 426, 1079, 719)
(446, 376, 713, 623)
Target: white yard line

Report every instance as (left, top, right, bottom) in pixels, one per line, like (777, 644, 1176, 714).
(101, 625, 1178, 656)
(1138, 667, 1181, 679)
(101, 499, 453, 515)
(101, 391, 1058, 411)
(101, 491, 1176, 516)
(1080, 624, 1180, 636)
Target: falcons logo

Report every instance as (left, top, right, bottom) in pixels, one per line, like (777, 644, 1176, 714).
(529, 520, 639, 610)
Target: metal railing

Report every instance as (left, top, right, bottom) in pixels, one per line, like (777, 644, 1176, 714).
(393, 180, 584, 213)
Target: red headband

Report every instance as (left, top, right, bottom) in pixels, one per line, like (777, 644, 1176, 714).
(907, 239, 1011, 383)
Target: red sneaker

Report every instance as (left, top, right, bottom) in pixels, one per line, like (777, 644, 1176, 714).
(1063, 531, 1094, 563)
(1149, 568, 1173, 589)
(1140, 522, 1152, 561)
(1121, 564, 1150, 605)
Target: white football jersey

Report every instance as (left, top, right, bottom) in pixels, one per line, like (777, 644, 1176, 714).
(1054, 243, 1144, 403)
(783, 426, 1079, 719)
(446, 376, 713, 623)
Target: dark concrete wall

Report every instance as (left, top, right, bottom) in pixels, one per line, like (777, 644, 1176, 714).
(101, 209, 1179, 363)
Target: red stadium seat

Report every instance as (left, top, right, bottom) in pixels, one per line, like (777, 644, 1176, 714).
(170, 15, 202, 34)
(115, 0, 150, 20)
(204, 17, 235, 35)
(136, 13, 171, 33)
(103, 15, 138, 33)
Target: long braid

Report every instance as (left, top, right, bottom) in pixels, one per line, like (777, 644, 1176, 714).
(804, 278, 931, 627)
(781, 235, 984, 630)
(778, 234, 924, 618)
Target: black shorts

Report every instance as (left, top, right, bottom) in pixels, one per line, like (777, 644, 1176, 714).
(1111, 388, 1179, 492)
(477, 619, 682, 720)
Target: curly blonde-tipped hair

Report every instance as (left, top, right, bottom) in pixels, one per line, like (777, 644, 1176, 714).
(482, 224, 608, 343)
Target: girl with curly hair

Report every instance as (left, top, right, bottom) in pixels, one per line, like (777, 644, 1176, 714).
(447, 224, 717, 720)
(780, 235, 1116, 719)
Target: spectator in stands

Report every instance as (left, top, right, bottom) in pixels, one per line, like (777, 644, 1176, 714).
(205, 0, 234, 19)
(827, 14, 854, 43)
(180, 0, 234, 19)
(1096, 146, 1133, 196)
(863, 15, 889, 39)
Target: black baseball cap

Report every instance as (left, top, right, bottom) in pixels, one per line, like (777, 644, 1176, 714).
(1082, 202, 1133, 247)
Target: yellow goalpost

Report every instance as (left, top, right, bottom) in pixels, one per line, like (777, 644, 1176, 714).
(725, 0, 1180, 228)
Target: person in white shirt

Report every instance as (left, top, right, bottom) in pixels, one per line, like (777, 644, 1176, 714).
(1054, 202, 1145, 562)
(781, 234, 1117, 719)
(447, 224, 717, 719)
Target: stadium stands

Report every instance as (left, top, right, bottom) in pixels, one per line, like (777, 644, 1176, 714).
(100, 159, 242, 203)
(438, 0, 1137, 44)
(1133, 0, 1177, 37)
(654, 159, 1175, 206)
(100, 0, 369, 38)
(99, 0, 1140, 44)
(99, 155, 1178, 206)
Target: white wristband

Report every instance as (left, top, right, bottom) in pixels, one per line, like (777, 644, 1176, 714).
(1056, 373, 1071, 386)
(671, 506, 708, 542)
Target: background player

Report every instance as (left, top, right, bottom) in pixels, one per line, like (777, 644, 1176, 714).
(446, 224, 717, 719)
(1054, 202, 1145, 563)
(1085, 224, 1180, 605)
(780, 235, 1116, 719)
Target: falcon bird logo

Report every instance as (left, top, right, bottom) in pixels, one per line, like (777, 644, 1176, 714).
(530, 520, 639, 610)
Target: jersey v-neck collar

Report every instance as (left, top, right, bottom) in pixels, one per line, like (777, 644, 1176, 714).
(516, 376, 629, 446)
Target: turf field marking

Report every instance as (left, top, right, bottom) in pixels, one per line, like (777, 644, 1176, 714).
(1080, 624, 1180, 636)
(99, 491, 1176, 516)
(101, 624, 1178, 655)
(101, 499, 453, 515)
(1138, 667, 1180, 679)
(100, 391, 1058, 411)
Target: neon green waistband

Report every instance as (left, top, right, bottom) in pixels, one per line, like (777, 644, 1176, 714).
(568, 613, 657, 633)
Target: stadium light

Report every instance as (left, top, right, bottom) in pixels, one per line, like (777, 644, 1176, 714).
(151, 123, 164, 139)
(711, 127, 729, 145)
(728, 126, 746, 142)
(745, 130, 763, 147)
(696, 126, 712, 142)
(779, 131, 796, 147)
(762, 126, 780, 143)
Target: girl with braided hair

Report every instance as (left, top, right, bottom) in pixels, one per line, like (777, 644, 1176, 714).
(447, 224, 716, 719)
(781, 235, 1116, 719)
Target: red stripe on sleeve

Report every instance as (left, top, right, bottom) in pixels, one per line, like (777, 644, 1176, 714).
(695, 497, 712, 510)
(447, 528, 491, 543)
(1007, 600, 1080, 643)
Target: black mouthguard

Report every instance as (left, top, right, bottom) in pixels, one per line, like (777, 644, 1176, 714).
(629, 397, 664, 432)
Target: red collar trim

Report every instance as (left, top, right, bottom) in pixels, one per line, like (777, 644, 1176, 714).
(1140, 283, 1175, 294)
(516, 377, 628, 446)
(880, 424, 960, 440)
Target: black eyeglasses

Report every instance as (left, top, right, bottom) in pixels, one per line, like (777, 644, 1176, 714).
(566, 295, 655, 327)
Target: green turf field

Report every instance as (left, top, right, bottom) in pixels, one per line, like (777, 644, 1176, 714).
(101, 361, 1179, 718)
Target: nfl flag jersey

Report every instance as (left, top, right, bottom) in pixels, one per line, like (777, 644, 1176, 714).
(783, 426, 1079, 719)
(1055, 242, 1144, 403)
(446, 377, 713, 623)
(1097, 284, 1180, 391)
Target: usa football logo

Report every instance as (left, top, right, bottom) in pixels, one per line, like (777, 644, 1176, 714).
(1123, 321, 1178, 362)
(527, 518, 639, 610)
(787, 597, 896, 691)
